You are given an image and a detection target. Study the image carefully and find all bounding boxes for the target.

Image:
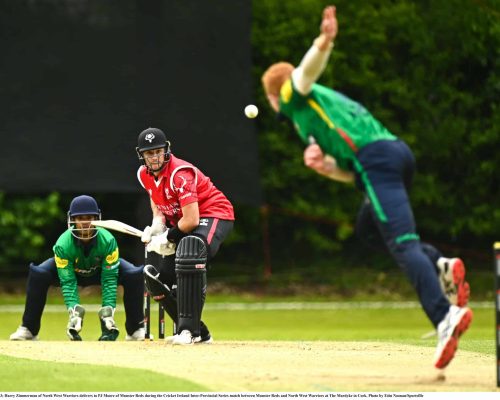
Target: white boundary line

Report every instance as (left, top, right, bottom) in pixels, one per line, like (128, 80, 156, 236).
(0, 301, 492, 313)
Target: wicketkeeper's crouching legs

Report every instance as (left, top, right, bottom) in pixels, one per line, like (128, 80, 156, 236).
(10, 259, 59, 340)
(118, 259, 146, 338)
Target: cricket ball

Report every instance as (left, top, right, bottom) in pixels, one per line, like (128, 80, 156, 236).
(244, 104, 258, 119)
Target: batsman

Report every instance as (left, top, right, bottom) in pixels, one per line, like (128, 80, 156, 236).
(136, 127, 234, 345)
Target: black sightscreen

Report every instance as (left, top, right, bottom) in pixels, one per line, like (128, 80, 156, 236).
(0, 0, 261, 206)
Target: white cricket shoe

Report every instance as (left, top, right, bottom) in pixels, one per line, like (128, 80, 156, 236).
(10, 326, 38, 341)
(436, 257, 470, 306)
(166, 330, 195, 345)
(125, 327, 146, 341)
(434, 305, 473, 369)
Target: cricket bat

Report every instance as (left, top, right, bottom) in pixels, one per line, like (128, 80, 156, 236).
(91, 220, 143, 237)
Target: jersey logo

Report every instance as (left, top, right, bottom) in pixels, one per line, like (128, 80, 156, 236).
(177, 176, 187, 193)
(55, 255, 68, 268)
(105, 248, 119, 264)
(164, 188, 172, 199)
(145, 133, 155, 143)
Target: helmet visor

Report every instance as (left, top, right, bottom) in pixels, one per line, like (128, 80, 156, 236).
(68, 214, 99, 240)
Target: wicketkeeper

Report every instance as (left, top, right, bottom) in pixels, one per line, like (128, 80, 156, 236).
(10, 195, 145, 341)
(136, 127, 234, 345)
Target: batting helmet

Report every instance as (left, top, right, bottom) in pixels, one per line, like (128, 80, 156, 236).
(67, 195, 101, 240)
(136, 127, 171, 173)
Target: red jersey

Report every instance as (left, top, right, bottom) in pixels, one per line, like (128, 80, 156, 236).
(137, 154, 234, 226)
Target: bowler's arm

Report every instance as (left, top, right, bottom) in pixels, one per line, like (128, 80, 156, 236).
(293, 5, 338, 95)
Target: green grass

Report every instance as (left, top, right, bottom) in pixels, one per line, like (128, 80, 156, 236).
(0, 354, 209, 391)
(0, 294, 494, 392)
(1, 301, 494, 355)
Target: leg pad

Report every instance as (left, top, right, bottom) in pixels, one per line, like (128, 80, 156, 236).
(175, 236, 207, 336)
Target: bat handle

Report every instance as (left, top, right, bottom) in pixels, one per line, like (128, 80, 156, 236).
(308, 136, 316, 145)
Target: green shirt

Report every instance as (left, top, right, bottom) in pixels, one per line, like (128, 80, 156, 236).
(279, 78, 397, 171)
(53, 228, 120, 309)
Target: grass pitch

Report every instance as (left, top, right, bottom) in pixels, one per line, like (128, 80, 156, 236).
(0, 298, 495, 391)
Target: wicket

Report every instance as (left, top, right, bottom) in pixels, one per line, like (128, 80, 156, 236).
(494, 242, 500, 387)
(144, 289, 165, 340)
(144, 247, 166, 340)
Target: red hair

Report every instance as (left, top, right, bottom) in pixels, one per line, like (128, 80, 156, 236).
(261, 62, 294, 96)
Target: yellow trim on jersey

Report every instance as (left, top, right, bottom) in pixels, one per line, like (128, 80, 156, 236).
(55, 255, 68, 268)
(105, 248, 119, 264)
(307, 99, 335, 129)
(280, 79, 293, 103)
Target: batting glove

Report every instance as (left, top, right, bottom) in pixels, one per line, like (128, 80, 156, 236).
(141, 217, 166, 243)
(98, 306, 119, 341)
(146, 230, 177, 256)
(67, 304, 85, 341)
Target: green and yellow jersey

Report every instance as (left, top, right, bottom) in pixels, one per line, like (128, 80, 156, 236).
(53, 228, 119, 309)
(278, 78, 397, 171)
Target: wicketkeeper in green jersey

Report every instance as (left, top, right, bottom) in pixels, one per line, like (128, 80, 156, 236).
(10, 195, 145, 341)
(261, 5, 472, 369)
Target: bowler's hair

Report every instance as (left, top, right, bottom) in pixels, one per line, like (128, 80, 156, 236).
(261, 62, 294, 96)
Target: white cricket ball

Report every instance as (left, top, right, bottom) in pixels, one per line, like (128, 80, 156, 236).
(244, 104, 259, 119)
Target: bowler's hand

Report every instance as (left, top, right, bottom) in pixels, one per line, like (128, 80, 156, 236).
(321, 6, 338, 41)
(304, 144, 325, 172)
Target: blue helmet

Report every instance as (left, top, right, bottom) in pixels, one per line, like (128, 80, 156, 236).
(67, 195, 101, 240)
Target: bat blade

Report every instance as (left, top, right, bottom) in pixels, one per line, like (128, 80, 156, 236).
(91, 220, 143, 237)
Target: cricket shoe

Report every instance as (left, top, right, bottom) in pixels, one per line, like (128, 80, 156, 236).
(434, 305, 473, 369)
(166, 330, 213, 345)
(167, 330, 195, 345)
(125, 327, 146, 341)
(10, 326, 38, 341)
(436, 257, 470, 306)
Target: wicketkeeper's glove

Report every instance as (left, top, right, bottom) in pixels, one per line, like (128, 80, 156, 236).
(98, 306, 119, 341)
(146, 230, 176, 256)
(67, 304, 85, 341)
(141, 217, 166, 243)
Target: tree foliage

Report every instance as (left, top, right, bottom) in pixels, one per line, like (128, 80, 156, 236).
(0, 193, 62, 269)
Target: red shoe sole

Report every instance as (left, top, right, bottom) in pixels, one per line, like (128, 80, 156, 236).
(451, 259, 470, 307)
(434, 309, 473, 369)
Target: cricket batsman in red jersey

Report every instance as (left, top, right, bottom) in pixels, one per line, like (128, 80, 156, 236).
(136, 127, 234, 345)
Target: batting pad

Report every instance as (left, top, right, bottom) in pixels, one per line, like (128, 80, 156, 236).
(175, 236, 207, 336)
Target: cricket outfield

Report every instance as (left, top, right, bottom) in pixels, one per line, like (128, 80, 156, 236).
(0, 302, 496, 392)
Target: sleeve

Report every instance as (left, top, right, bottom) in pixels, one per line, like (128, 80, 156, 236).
(172, 168, 198, 207)
(100, 236, 119, 308)
(292, 42, 333, 95)
(54, 246, 80, 309)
